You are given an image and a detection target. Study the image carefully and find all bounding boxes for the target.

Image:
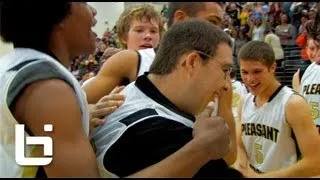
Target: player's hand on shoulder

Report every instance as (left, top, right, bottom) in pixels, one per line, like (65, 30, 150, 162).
(89, 86, 125, 132)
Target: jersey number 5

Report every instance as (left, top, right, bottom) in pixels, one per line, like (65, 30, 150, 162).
(309, 101, 319, 120)
(255, 143, 264, 164)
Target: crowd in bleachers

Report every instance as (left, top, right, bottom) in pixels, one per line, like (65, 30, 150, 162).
(221, 2, 317, 87)
(69, 28, 121, 83)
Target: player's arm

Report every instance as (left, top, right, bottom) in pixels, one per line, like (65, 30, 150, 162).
(82, 50, 139, 104)
(258, 94, 320, 177)
(12, 79, 99, 177)
(218, 79, 237, 165)
(292, 69, 301, 93)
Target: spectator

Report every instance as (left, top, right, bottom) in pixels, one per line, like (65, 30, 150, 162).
(247, 13, 266, 41)
(299, 15, 309, 34)
(308, 8, 317, 22)
(85, 54, 98, 72)
(275, 13, 297, 47)
(264, 27, 285, 67)
(80, 71, 91, 86)
(238, 3, 250, 28)
(101, 47, 121, 65)
(267, 15, 279, 32)
(268, 2, 282, 26)
(226, 2, 240, 27)
(234, 28, 250, 59)
(282, 2, 293, 18)
(291, 2, 309, 31)
(96, 41, 107, 60)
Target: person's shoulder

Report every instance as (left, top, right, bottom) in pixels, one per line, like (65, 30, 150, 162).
(109, 49, 138, 61)
(286, 91, 307, 108)
(99, 49, 139, 74)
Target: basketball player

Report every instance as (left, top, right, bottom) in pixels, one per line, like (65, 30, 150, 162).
(292, 3, 320, 92)
(235, 41, 320, 177)
(90, 19, 242, 177)
(299, 4, 320, 133)
(116, 4, 164, 50)
(0, 2, 100, 177)
(292, 30, 320, 91)
(82, 4, 163, 88)
(83, 2, 225, 103)
(85, 4, 163, 127)
(0, 2, 234, 178)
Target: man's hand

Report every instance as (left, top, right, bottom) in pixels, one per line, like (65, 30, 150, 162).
(89, 86, 125, 132)
(193, 104, 231, 160)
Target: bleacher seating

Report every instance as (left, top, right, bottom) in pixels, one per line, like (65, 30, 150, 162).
(282, 46, 302, 88)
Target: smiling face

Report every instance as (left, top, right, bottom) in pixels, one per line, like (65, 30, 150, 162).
(189, 43, 233, 114)
(240, 60, 276, 96)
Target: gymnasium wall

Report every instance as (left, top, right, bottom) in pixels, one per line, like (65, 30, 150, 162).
(88, 2, 125, 38)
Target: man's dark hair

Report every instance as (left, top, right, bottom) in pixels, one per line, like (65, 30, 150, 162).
(238, 41, 275, 68)
(149, 19, 232, 75)
(167, 2, 224, 28)
(0, 1, 71, 51)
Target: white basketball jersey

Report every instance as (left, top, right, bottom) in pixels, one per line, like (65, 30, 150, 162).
(241, 86, 299, 173)
(300, 62, 320, 128)
(136, 48, 156, 77)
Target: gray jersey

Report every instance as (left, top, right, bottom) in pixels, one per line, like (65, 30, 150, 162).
(0, 48, 89, 177)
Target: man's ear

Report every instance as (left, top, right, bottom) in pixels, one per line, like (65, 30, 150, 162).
(173, 10, 189, 24)
(180, 52, 201, 78)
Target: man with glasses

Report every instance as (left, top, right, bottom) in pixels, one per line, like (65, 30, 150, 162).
(85, 3, 237, 169)
(90, 19, 243, 177)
